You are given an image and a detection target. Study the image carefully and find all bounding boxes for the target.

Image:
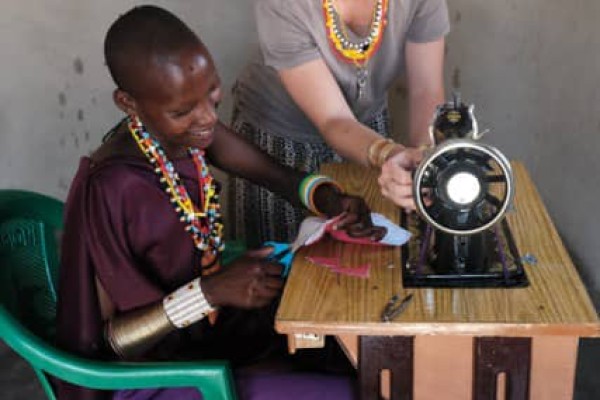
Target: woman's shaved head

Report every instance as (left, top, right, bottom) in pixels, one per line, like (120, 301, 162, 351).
(104, 5, 203, 95)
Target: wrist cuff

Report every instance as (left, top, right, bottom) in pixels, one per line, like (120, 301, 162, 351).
(163, 278, 214, 328)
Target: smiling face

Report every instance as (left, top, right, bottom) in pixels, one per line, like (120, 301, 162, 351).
(114, 43, 222, 157)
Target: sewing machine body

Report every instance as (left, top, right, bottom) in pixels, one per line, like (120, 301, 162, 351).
(403, 95, 529, 288)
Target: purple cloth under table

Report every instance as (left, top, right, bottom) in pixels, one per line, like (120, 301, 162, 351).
(113, 372, 356, 400)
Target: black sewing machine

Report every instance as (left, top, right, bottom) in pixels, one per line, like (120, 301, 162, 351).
(402, 94, 528, 288)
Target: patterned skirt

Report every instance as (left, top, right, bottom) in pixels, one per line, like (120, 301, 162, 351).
(228, 112, 390, 247)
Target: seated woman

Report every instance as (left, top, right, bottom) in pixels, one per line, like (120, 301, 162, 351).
(55, 5, 386, 400)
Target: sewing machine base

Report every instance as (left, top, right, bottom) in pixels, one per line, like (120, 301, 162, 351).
(401, 214, 529, 288)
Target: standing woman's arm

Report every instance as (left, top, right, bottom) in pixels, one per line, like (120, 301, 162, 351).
(278, 58, 387, 167)
(405, 37, 446, 147)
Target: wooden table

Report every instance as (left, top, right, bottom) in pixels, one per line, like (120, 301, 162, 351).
(275, 162, 599, 400)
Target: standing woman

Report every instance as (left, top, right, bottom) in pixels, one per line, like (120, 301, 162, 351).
(230, 0, 450, 246)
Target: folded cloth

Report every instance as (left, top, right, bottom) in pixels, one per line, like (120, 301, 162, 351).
(329, 212, 411, 246)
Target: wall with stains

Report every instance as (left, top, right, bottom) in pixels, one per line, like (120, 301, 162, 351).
(1, 1, 599, 304)
(0, 0, 257, 200)
(452, 0, 600, 305)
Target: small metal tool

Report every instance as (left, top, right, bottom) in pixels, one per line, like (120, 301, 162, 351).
(381, 293, 414, 322)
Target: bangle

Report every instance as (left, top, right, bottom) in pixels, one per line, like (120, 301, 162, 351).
(299, 174, 343, 216)
(105, 302, 174, 359)
(105, 278, 214, 359)
(367, 138, 391, 168)
(367, 138, 399, 168)
(376, 142, 399, 167)
(163, 278, 214, 328)
(417, 144, 433, 152)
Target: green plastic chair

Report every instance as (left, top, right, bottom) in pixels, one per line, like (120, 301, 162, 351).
(0, 189, 238, 400)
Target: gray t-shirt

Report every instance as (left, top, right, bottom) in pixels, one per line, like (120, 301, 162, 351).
(233, 0, 450, 143)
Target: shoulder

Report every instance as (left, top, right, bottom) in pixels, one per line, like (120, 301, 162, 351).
(90, 120, 143, 164)
(405, 0, 449, 15)
(255, 0, 317, 22)
(83, 122, 153, 190)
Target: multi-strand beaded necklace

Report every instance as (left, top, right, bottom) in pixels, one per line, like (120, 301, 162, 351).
(323, 0, 389, 99)
(127, 116, 224, 272)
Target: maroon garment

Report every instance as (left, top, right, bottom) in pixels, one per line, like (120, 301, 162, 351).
(55, 151, 283, 399)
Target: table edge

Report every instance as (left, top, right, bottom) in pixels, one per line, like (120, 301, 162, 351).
(275, 320, 600, 338)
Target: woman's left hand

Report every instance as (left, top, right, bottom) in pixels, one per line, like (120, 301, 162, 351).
(378, 147, 424, 212)
(313, 185, 387, 241)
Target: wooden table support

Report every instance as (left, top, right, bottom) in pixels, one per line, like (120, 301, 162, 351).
(359, 336, 414, 400)
(473, 337, 531, 400)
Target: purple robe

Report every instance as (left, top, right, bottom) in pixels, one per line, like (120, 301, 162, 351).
(54, 128, 355, 400)
(55, 153, 283, 399)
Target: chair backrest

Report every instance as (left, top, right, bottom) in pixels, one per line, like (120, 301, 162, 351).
(0, 190, 63, 341)
(0, 190, 238, 400)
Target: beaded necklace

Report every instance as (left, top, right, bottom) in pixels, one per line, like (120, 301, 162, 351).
(127, 116, 224, 272)
(323, 0, 389, 99)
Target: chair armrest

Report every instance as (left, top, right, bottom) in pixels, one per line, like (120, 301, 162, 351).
(0, 306, 236, 400)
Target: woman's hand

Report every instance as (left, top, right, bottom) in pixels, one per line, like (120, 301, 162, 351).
(378, 147, 424, 212)
(200, 248, 283, 309)
(313, 184, 387, 241)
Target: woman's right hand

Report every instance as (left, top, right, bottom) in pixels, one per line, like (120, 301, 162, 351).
(378, 146, 424, 212)
(200, 247, 284, 309)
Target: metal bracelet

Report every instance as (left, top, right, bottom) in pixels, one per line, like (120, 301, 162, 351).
(105, 301, 174, 359)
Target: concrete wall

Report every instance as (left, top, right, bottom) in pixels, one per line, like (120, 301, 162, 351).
(451, 0, 600, 305)
(0, 0, 258, 198)
(1, 0, 598, 306)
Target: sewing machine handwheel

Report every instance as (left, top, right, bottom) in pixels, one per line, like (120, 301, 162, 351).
(413, 139, 514, 235)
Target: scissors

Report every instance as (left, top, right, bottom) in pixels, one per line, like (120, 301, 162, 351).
(263, 241, 295, 277)
(380, 293, 414, 322)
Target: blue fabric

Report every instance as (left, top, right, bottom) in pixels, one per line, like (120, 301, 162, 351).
(371, 212, 412, 246)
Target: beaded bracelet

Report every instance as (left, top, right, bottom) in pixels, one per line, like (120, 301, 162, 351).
(163, 278, 214, 328)
(299, 174, 344, 216)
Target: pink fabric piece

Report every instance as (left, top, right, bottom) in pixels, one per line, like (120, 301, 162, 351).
(319, 215, 386, 246)
(328, 228, 386, 245)
(307, 256, 371, 279)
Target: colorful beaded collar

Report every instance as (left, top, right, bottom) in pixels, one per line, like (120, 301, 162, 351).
(127, 116, 224, 262)
(323, 0, 388, 66)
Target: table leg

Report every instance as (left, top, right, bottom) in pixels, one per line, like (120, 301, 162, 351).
(473, 337, 532, 400)
(358, 336, 414, 400)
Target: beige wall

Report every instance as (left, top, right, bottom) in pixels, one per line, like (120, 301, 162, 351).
(1, 0, 598, 305)
(0, 0, 258, 198)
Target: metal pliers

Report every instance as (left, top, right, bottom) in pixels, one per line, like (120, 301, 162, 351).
(380, 293, 414, 322)
(264, 241, 295, 277)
